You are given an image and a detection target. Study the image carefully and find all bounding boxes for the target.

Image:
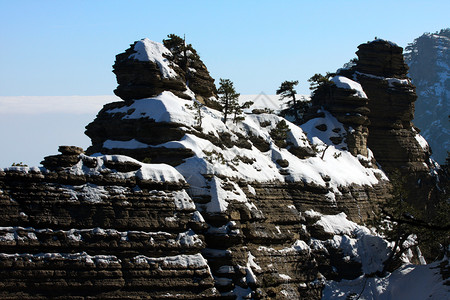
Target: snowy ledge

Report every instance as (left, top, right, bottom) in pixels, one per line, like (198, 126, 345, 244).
(331, 76, 368, 99)
(0, 227, 203, 248)
(0, 166, 46, 173)
(129, 38, 178, 79)
(0, 252, 121, 265)
(355, 71, 412, 87)
(307, 210, 390, 275)
(132, 253, 209, 269)
(69, 154, 186, 184)
(103, 92, 387, 197)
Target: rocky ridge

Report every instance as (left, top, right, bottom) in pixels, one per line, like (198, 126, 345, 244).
(0, 37, 442, 299)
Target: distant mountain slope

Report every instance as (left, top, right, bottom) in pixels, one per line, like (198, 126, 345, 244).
(405, 28, 450, 164)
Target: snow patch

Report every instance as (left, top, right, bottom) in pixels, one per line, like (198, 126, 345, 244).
(311, 211, 390, 275)
(133, 253, 208, 268)
(0, 252, 120, 265)
(414, 133, 429, 151)
(103, 139, 149, 149)
(68, 154, 185, 184)
(129, 38, 178, 79)
(331, 76, 368, 98)
(323, 260, 449, 300)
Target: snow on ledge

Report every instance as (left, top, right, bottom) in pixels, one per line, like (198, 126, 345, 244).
(314, 212, 359, 236)
(414, 134, 429, 151)
(331, 76, 368, 99)
(70, 154, 186, 183)
(133, 253, 209, 268)
(0, 166, 45, 173)
(309, 210, 391, 275)
(129, 38, 178, 79)
(0, 252, 120, 265)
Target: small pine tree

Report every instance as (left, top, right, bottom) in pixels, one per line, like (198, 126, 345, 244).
(307, 72, 335, 91)
(270, 120, 290, 148)
(308, 72, 336, 106)
(232, 100, 253, 124)
(217, 78, 240, 124)
(163, 34, 200, 86)
(276, 80, 299, 107)
(185, 100, 203, 128)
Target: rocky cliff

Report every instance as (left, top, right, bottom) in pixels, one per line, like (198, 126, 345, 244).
(0, 37, 444, 299)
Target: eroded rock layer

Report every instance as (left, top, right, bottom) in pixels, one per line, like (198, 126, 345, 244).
(0, 151, 218, 299)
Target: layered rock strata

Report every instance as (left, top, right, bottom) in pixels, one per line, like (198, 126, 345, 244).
(354, 40, 430, 173)
(0, 150, 218, 299)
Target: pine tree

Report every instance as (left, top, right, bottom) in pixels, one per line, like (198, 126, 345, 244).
(231, 100, 253, 124)
(185, 100, 203, 128)
(163, 34, 200, 86)
(270, 120, 290, 148)
(307, 72, 335, 91)
(277, 80, 298, 106)
(217, 78, 240, 124)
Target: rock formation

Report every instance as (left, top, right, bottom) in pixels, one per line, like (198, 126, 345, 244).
(307, 39, 439, 207)
(305, 75, 370, 157)
(113, 36, 217, 106)
(354, 40, 428, 172)
(0, 37, 445, 299)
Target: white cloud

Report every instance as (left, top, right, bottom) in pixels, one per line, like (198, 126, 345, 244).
(0, 95, 119, 115)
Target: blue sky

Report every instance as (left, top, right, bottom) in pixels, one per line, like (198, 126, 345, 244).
(1, 0, 449, 96)
(0, 1, 448, 167)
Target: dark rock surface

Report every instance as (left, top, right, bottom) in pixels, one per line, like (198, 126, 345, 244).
(354, 41, 438, 207)
(113, 39, 188, 101)
(355, 40, 427, 171)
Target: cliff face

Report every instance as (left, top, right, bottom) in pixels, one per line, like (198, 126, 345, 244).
(0, 37, 440, 299)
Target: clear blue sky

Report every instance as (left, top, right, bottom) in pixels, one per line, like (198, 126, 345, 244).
(1, 0, 449, 96)
(0, 1, 448, 167)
